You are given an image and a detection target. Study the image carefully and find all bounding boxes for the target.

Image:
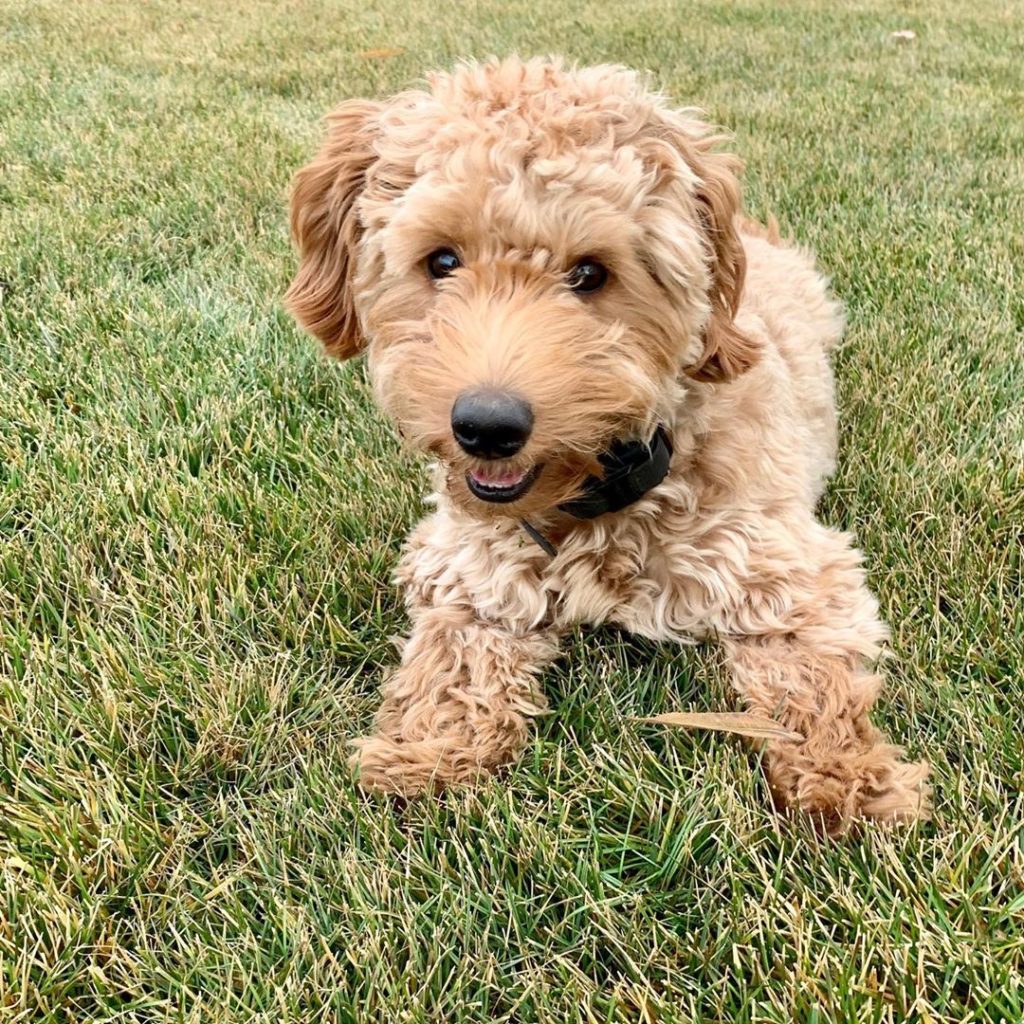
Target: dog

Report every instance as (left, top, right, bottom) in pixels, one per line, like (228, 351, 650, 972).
(285, 57, 930, 832)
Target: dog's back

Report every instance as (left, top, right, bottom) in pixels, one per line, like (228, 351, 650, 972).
(690, 224, 844, 507)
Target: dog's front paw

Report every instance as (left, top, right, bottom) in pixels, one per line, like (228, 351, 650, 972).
(350, 732, 493, 797)
(767, 739, 931, 835)
(349, 733, 437, 796)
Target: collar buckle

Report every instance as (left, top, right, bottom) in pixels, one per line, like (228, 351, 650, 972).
(558, 424, 674, 520)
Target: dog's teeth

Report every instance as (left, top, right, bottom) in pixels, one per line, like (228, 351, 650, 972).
(472, 469, 526, 487)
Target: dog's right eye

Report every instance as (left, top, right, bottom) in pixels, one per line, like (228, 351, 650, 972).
(426, 248, 461, 280)
(567, 258, 609, 295)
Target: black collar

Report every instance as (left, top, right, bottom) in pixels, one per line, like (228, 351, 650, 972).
(559, 424, 674, 519)
(519, 424, 674, 557)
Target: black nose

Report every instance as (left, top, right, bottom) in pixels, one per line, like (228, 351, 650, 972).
(451, 389, 533, 460)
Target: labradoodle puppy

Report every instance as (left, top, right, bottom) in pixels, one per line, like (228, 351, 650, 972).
(285, 57, 930, 832)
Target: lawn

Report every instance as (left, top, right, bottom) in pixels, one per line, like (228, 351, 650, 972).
(1, 0, 1022, 1020)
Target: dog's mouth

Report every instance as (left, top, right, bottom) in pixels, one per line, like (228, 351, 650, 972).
(465, 464, 542, 503)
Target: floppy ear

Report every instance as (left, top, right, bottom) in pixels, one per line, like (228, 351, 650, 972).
(685, 140, 759, 383)
(285, 99, 382, 359)
(647, 111, 759, 383)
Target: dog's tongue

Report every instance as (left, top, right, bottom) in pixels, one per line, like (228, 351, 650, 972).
(470, 467, 527, 488)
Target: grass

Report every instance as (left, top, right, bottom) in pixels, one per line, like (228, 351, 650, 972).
(1, 0, 1022, 1020)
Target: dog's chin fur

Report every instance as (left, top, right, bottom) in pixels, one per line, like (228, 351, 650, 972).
(283, 57, 931, 833)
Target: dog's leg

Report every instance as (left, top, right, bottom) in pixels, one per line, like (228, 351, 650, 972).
(351, 606, 559, 796)
(717, 516, 930, 833)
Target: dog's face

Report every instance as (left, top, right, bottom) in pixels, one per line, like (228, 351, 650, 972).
(286, 59, 757, 519)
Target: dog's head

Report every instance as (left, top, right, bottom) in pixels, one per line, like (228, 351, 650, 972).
(286, 58, 756, 518)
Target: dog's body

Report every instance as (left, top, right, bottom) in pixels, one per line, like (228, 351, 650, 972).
(286, 58, 930, 832)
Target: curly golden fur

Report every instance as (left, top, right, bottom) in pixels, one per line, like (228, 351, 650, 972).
(285, 57, 930, 833)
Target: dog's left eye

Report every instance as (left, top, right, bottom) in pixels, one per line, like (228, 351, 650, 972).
(426, 248, 461, 280)
(566, 259, 608, 294)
